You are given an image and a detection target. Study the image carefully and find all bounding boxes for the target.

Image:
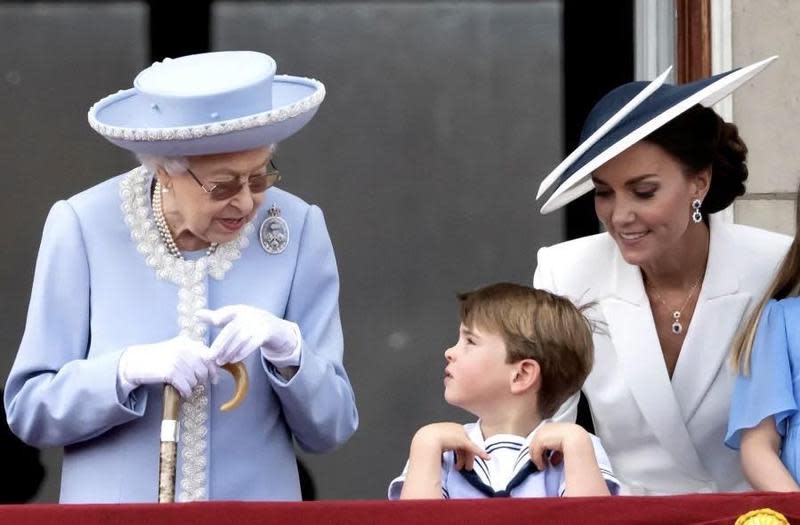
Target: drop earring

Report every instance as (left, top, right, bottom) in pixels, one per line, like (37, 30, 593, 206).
(691, 199, 702, 223)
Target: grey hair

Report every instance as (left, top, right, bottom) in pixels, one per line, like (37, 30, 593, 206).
(136, 153, 189, 176)
(136, 144, 278, 176)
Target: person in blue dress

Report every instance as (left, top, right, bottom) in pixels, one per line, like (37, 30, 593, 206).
(726, 188, 800, 491)
(4, 51, 358, 502)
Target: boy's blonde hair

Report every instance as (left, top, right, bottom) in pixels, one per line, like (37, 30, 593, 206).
(458, 282, 594, 418)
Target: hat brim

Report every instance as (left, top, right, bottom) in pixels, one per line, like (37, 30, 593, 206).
(536, 66, 673, 200)
(537, 56, 777, 215)
(88, 75, 324, 156)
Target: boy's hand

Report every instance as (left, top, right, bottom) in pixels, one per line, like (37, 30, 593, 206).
(411, 422, 490, 471)
(529, 422, 611, 496)
(529, 422, 592, 470)
(400, 422, 490, 499)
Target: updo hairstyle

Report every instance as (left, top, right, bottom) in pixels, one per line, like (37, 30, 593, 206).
(644, 104, 748, 216)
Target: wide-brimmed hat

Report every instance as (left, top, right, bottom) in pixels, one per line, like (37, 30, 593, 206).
(536, 56, 777, 214)
(88, 51, 325, 156)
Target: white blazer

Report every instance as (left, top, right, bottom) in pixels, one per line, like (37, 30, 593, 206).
(534, 214, 790, 495)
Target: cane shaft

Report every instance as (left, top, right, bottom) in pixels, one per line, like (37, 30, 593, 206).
(158, 385, 181, 503)
(155, 366, 249, 502)
(158, 441, 177, 503)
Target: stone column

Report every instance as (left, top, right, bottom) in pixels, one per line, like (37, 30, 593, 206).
(731, 0, 800, 236)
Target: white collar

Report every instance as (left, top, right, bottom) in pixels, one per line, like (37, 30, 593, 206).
(466, 419, 548, 490)
(120, 167, 254, 285)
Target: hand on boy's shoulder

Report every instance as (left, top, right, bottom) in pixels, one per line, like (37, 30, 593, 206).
(411, 422, 490, 471)
(529, 422, 592, 471)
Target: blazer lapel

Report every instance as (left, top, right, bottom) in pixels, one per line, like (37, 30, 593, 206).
(601, 246, 711, 481)
(671, 217, 751, 423)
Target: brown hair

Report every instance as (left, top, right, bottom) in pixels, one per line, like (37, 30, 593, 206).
(458, 282, 594, 418)
(644, 104, 748, 218)
(732, 187, 800, 373)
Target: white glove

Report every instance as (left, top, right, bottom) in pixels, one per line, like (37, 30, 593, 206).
(195, 305, 301, 369)
(117, 335, 219, 399)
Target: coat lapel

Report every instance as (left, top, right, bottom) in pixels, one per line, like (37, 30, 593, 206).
(600, 241, 711, 481)
(671, 217, 751, 423)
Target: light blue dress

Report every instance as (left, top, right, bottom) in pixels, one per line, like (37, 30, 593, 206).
(4, 170, 358, 502)
(726, 297, 800, 480)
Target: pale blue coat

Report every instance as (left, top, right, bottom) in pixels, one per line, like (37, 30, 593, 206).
(4, 172, 358, 502)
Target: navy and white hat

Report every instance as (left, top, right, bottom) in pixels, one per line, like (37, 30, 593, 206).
(88, 51, 325, 156)
(536, 56, 778, 214)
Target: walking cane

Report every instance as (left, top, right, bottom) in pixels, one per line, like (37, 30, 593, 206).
(158, 362, 249, 503)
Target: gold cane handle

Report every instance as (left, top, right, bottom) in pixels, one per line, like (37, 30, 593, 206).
(220, 361, 249, 411)
(157, 363, 249, 502)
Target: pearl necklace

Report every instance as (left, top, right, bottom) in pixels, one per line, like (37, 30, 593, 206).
(152, 181, 218, 259)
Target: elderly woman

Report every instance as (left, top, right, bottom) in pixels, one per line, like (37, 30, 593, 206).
(533, 57, 790, 494)
(4, 51, 357, 502)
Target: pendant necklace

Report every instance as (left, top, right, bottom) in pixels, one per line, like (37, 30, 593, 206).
(646, 273, 703, 335)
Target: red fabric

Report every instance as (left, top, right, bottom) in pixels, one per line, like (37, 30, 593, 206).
(2, 493, 799, 525)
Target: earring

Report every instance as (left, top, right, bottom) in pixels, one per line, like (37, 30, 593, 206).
(691, 199, 702, 223)
(161, 184, 170, 193)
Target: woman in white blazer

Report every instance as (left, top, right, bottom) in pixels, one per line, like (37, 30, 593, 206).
(533, 58, 790, 495)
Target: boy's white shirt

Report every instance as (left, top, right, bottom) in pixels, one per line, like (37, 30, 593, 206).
(388, 419, 620, 499)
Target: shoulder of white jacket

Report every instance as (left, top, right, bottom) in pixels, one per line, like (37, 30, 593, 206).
(538, 232, 613, 259)
(537, 233, 616, 273)
(723, 221, 792, 255)
(716, 222, 792, 290)
(535, 233, 618, 298)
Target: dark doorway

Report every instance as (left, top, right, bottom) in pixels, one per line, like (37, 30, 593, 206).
(562, 0, 635, 433)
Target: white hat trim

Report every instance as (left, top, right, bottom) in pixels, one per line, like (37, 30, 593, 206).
(87, 76, 325, 142)
(536, 66, 673, 199)
(539, 55, 777, 214)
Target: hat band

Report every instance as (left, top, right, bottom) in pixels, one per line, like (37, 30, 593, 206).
(138, 76, 274, 128)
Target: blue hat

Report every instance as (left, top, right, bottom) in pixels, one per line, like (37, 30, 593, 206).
(88, 51, 325, 156)
(536, 56, 778, 214)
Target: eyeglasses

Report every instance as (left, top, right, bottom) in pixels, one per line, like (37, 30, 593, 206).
(186, 159, 281, 201)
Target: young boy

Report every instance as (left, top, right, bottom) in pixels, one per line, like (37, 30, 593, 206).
(388, 283, 618, 499)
